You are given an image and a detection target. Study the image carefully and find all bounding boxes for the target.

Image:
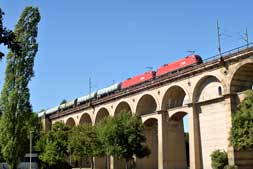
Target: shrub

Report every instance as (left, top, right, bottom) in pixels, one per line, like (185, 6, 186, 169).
(210, 150, 228, 169)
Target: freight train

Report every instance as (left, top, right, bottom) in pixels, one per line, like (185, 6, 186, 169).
(38, 54, 202, 117)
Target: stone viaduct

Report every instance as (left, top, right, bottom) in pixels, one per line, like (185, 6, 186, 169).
(41, 45, 253, 169)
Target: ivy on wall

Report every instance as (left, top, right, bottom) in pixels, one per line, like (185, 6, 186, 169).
(230, 90, 253, 150)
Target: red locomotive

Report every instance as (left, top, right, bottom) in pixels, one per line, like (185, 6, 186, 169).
(121, 71, 155, 89)
(156, 54, 202, 77)
(121, 55, 202, 89)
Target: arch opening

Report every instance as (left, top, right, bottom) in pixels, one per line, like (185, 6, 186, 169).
(94, 108, 110, 169)
(167, 112, 189, 168)
(162, 86, 187, 110)
(136, 94, 157, 116)
(230, 63, 253, 93)
(114, 101, 132, 116)
(218, 86, 222, 96)
(113, 101, 132, 168)
(136, 118, 158, 169)
(66, 117, 75, 127)
(79, 113, 92, 125)
(95, 108, 110, 124)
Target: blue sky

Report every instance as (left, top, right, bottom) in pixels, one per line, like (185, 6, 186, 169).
(0, 1, 252, 130)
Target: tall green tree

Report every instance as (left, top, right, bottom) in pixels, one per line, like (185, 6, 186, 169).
(98, 112, 150, 169)
(230, 90, 253, 150)
(35, 122, 72, 169)
(68, 125, 105, 169)
(0, 7, 40, 169)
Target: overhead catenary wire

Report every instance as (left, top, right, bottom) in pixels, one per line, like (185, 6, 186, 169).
(217, 20, 222, 57)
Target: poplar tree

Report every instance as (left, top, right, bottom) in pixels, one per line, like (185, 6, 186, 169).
(0, 7, 40, 169)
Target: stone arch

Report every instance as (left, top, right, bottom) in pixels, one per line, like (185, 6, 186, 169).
(66, 117, 76, 127)
(136, 94, 158, 116)
(229, 62, 253, 93)
(193, 75, 224, 103)
(79, 113, 92, 125)
(114, 101, 132, 116)
(161, 85, 189, 110)
(95, 107, 110, 123)
(136, 118, 158, 169)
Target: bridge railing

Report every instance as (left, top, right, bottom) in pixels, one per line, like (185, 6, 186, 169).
(203, 43, 253, 63)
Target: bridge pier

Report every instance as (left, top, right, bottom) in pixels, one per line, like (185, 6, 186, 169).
(225, 95, 235, 166)
(157, 111, 169, 169)
(189, 105, 202, 169)
(41, 114, 52, 132)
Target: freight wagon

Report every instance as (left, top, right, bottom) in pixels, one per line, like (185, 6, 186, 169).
(59, 99, 76, 111)
(97, 83, 121, 98)
(77, 92, 97, 104)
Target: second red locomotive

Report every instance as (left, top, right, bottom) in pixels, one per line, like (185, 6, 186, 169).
(156, 54, 202, 77)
